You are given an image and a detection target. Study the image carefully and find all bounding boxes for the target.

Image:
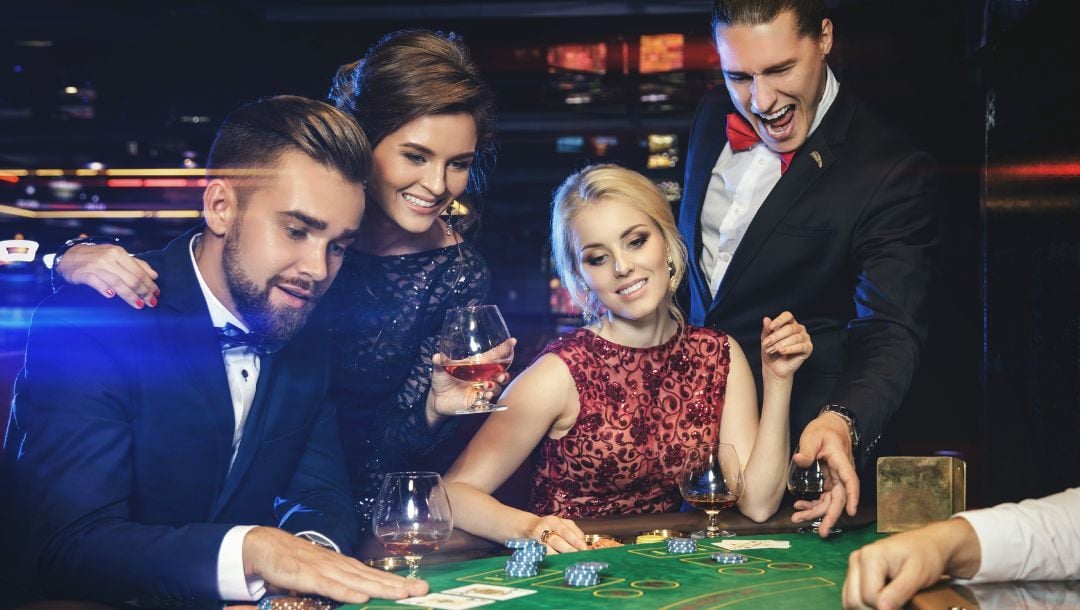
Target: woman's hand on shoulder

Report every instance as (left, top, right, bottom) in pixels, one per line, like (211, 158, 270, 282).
(525, 514, 588, 554)
(59, 243, 160, 309)
(759, 311, 812, 380)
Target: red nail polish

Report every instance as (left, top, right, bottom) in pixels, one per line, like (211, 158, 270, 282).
(154, 289, 161, 297)
(149, 296, 158, 308)
(135, 299, 145, 308)
(105, 289, 115, 297)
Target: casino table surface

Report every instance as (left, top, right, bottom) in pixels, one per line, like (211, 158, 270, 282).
(343, 527, 883, 610)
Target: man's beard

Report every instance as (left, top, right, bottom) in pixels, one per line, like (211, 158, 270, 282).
(222, 227, 319, 350)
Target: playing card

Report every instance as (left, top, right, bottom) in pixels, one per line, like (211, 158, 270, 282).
(715, 539, 792, 550)
(443, 584, 538, 600)
(396, 593, 495, 609)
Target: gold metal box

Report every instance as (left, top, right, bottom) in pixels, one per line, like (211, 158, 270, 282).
(876, 456, 966, 533)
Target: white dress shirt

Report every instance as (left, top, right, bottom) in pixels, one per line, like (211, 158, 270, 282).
(955, 486, 1080, 583)
(699, 67, 840, 296)
(188, 234, 266, 602)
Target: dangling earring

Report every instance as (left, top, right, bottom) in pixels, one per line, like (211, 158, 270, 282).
(580, 281, 595, 324)
(667, 254, 679, 292)
(444, 203, 455, 235)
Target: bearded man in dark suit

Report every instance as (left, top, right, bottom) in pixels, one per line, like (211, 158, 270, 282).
(1, 96, 427, 608)
(678, 0, 937, 535)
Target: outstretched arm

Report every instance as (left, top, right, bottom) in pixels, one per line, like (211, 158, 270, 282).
(443, 354, 587, 553)
(6, 293, 426, 605)
(796, 151, 938, 535)
(844, 487, 1080, 609)
(843, 517, 980, 610)
(56, 242, 160, 308)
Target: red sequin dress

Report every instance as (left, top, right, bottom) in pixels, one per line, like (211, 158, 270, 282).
(529, 325, 732, 518)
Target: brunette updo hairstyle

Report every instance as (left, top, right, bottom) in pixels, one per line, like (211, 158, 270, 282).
(329, 29, 496, 232)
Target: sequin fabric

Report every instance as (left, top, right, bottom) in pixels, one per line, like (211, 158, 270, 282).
(315, 241, 489, 533)
(530, 326, 731, 518)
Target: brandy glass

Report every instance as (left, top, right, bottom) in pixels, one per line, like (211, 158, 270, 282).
(678, 443, 744, 538)
(372, 472, 453, 579)
(787, 455, 842, 535)
(438, 305, 514, 414)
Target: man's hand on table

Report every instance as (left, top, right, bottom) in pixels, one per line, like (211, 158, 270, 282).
(792, 413, 860, 538)
(843, 518, 981, 610)
(243, 527, 429, 603)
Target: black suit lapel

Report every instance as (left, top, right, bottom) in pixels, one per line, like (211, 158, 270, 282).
(155, 229, 235, 490)
(681, 92, 731, 306)
(710, 93, 856, 311)
(211, 353, 277, 518)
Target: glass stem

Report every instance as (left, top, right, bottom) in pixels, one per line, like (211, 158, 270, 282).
(471, 382, 487, 409)
(705, 510, 720, 535)
(405, 555, 421, 579)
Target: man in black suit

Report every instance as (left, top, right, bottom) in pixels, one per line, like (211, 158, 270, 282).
(1, 96, 428, 607)
(678, 0, 937, 534)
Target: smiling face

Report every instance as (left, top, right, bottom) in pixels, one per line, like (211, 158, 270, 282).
(218, 151, 364, 347)
(571, 196, 671, 324)
(714, 10, 832, 154)
(367, 113, 478, 238)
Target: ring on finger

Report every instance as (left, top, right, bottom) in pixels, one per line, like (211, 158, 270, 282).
(539, 530, 555, 544)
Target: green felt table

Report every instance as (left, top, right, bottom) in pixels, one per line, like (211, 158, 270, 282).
(344, 527, 884, 610)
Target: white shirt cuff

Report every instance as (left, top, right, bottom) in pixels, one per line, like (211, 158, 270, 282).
(955, 487, 1080, 584)
(954, 510, 1019, 583)
(218, 525, 266, 602)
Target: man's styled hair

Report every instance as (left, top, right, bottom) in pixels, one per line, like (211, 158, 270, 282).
(207, 95, 372, 188)
(712, 0, 826, 38)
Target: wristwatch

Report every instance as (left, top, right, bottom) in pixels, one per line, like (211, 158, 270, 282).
(819, 404, 860, 452)
(295, 530, 340, 553)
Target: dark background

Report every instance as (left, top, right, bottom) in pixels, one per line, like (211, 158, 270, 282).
(1, 0, 1076, 507)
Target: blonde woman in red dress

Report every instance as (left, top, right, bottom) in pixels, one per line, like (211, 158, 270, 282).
(445, 164, 813, 552)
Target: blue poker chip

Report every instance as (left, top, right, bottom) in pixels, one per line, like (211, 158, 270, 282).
(667, 540, 697, 551)
(569, 561, 609, 572)
(511, 548, 546, 562)
(505, 563, 540, 577)
(505, 537, 542, 549)
(711, 552, 749, 564)
(565, 572, 599, 587)
(506, 559, 540, 569)
(667, 537, 694, 545)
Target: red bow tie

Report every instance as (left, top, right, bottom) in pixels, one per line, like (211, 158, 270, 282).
(726, 112, 796, 174)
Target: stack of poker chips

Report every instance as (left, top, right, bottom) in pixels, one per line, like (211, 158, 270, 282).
(257, 595, 335, 610)
(711, 552, 749, 564)
(564, 561, 608, 587)
(666, 537, 698, 554)
(504, 537, 546, 577)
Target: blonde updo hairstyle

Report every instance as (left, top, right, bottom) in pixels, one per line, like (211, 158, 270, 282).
(550, 164, 687, 325)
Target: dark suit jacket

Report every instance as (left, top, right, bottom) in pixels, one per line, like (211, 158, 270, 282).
(1, 228, 356, 607)
(678, 86, 938, 462)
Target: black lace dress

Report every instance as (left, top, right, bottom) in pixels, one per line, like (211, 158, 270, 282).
(315, 240, 490, 533)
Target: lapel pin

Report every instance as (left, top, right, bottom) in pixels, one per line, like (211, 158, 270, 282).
(810, 150, 823, 168)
